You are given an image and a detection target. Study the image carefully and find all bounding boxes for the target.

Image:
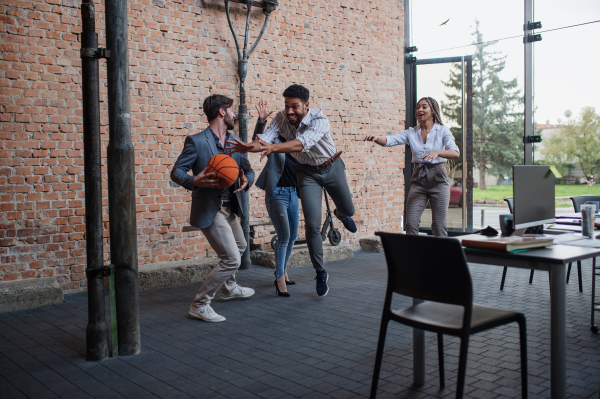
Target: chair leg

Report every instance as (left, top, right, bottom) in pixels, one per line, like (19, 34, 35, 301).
(577, 261, 583, 292)
(517, 315, 528, 399)
(529, 270, 534, 284)
(455, 335, 470, 399)
(500, 266, 508, 290)
(437, 333, 445, 388)
(370, 317, 390, 399)
(566, 263, 572, 283)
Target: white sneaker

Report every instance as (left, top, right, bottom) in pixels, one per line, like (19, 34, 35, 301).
(219, 285, 255, 301)
(188, 303, 226, 322)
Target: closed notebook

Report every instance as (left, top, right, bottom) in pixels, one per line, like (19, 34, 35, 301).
(462, 236, 554, 252)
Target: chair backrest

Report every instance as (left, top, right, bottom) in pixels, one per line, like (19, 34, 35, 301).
(570, 196, 600, 212)
(376, 232, 473, 307)
(504, 197, 514, 214)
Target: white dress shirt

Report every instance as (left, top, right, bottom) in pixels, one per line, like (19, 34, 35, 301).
(259, 108, 337, 166)
(384, 123, 460, 164)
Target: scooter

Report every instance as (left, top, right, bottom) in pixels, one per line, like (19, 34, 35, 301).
(270, 189, 342, 250)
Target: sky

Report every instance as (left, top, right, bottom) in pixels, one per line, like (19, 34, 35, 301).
(409, 0, 600, 126)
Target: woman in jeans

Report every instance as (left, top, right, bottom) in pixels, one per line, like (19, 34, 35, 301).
(253, 100, 299, 296)
(364, 97, 459, 237)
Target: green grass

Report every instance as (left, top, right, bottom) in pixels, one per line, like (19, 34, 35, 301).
(473, 185, 599, 207)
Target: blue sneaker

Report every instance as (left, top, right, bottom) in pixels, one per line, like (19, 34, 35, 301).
(334, 209, 357, 233)
(315, 271, 329, 296)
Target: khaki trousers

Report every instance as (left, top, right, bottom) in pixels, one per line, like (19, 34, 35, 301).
(193, 206, 247, 305)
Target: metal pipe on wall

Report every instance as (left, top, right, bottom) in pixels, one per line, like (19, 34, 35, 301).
(105, 0, 141, 356)
(224, 0, 277, 269)
(237, 60, 251, 269)
(80, 0, 109, 362)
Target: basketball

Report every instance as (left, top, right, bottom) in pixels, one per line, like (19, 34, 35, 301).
(206, 154, 239, 189)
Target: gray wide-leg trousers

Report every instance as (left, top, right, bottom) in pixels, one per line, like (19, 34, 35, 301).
(405, 163, 450, 237)
(296, 158, 355, 273)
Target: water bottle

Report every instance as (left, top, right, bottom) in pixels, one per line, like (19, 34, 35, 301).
(581, 204, 595, 238)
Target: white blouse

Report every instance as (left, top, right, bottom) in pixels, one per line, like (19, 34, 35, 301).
(384, 123, 460, 164)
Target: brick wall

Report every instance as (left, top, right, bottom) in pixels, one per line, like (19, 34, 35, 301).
(0, 0, 406, 292)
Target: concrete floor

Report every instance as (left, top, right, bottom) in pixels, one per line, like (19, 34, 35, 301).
(1, 251, 599, 398)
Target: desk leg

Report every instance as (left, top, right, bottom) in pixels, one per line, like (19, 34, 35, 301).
(413, 298, 425, 385)
(550, 263, 566, 399)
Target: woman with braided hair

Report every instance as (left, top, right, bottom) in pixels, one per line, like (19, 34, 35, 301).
(364, 97, 459, 237)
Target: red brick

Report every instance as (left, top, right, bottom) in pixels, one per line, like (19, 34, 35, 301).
(3, 273, 19, 281)
(21, 270, 36, 279)
(0, 0, 405, 293)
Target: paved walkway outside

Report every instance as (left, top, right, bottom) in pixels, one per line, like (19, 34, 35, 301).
(1, 251, 599, 398)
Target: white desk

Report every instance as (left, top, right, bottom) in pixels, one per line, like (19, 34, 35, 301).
(411, 235, 600, 399)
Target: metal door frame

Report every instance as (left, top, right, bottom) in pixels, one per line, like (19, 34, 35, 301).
(404, 56, 474, 233)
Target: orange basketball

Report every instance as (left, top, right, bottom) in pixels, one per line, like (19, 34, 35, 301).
(206, 154, 239, 189)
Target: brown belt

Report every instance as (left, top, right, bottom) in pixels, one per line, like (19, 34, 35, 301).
(300, 151, 343, 171)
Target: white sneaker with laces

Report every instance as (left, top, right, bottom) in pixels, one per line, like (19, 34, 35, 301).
(188, 303, 226, 322)
(219, 285, 255, 301)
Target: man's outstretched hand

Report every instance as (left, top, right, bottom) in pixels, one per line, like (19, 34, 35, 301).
(194, 167, 219, 188)
(233, 169, 248, 193)
(226, 138, 254, 154)
(257, 139, 274, 161)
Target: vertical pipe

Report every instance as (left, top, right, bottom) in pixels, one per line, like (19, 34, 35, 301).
(238, 60, 251, 269)
(524, 0, 534, 165)
(403, 0, 415, 232)
(461, 56, 466, 231)
(81, 0, 109, 362)
(105, 0, 140, 355)
(466, 56, 473, 232)
(591, 257, 596, 329)
(412, 297, 425, 385)
(550, 263, 567, 398)
(403, 2, 425, 385)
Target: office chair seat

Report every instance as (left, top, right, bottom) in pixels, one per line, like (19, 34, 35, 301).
(371, 233, 527, 399)
(392, 302, 523, 336)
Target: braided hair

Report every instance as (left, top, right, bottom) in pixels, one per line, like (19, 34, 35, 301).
(416, 97, 444, 126)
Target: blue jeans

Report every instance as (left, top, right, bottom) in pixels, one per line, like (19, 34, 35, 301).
(265, 186, 300, 278)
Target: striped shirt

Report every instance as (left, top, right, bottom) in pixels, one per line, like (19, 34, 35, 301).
(259, 108, 337, 166)
(384, 123, 460, 164)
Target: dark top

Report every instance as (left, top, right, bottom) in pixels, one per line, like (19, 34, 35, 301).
(209, 128, 233, 202)
(253, 118, 297, 189)
(277, 153, 298, 188)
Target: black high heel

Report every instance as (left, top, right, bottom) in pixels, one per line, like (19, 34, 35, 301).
(274, 271, 296, 286)
(274, 280, 290, 297)
(284, 272, 295, 285)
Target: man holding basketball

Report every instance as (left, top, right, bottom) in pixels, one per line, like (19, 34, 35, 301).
(227, 84, 357, 297)
(171, 94, 255, 322)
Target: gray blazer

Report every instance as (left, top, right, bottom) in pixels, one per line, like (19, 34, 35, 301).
(170, 128, 255, 229)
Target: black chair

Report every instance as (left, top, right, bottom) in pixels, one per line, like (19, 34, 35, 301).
(371, 233, 527, 399)
(570, 195, 600, 212)
(499, 197, 583, 292)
